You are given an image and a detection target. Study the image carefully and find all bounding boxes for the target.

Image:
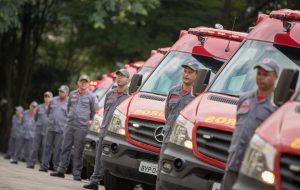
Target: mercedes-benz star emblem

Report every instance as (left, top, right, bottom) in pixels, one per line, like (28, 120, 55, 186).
(154, 126, 165, 143)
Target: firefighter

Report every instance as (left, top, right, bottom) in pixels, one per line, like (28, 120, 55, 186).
(39, 86, 69, 172)
(27, 91, 53, 168)
(221, 58, 279, 190)
(156, 61, 200, 190)
(11, 101, 38, 164)
(50, 75, 96, 181)
(83, 69, 130, 190)
(4, 106, 24, 160)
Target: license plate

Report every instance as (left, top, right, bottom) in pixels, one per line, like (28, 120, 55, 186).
(138, 161, 158, 175)
(212, 182, 221, 190)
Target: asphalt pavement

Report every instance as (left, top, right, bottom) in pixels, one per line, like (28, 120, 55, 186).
(0, 154, 105, 190)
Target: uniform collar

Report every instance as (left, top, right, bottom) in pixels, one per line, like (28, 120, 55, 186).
(254, 91, 273, 104)
(179, 85, 193, 96)
(77, 89, 87, 96)
(113, 87, 128, 96)
(29, 110, 35, 117)
(58, 97, 67, 102)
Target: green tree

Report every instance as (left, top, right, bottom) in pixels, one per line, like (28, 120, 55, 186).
(1, 0, 300, 152)
(0, 0, 160, 151)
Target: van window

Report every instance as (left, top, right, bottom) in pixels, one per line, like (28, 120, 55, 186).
(140, 51, 224, 96)
(209, 40, 300, 96)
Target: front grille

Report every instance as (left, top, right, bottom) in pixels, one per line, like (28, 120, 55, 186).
(196, 126, 232, 163)
(280, 153, 300, 189)
(139, 94, 166, 102)
(208, 95, 238, 105)
(128, 118, 165, 148)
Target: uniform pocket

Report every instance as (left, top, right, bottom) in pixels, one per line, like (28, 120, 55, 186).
(168, 98, 179, 109)
(256, 108, 271, 124)
(184, 97, 193, 107)
(237, 107, 250, 115)
(81, 98, 90, 107)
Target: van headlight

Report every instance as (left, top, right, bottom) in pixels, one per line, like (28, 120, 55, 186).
(169, 115, 194, 149)
(90, 114, 103, 133)
(108, 109, 126, 136)
(240, 134, 276, 185)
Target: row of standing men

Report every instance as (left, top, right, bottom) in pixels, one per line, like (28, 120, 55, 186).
(6, 85, 68, 170)
(6, 74, 98, 181)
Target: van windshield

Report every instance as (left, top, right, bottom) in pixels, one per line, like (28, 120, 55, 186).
(96, 93, 106, 109)
(137, 66, 154, 84)
(209, 40, 300, 97)
(93, 84, 113, 109)
(140, 51, 224, 96)
(93, 87, 110, 101)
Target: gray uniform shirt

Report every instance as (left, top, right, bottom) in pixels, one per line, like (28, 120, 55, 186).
(48, 97, 68, 134)
(35, 104, 49, 136)
(67, 90, 96, 129)
(11, 115, 23, 138)
(22, 110, 36, 139)
(164, 85, 195, 134)
(227, 91, 277, 172)
(101, 89, 129, 129)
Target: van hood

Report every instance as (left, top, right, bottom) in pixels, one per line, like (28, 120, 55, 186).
(118, 91, 167, 122)
(182, 92, 238, 131)
(257, 101, 300, 152)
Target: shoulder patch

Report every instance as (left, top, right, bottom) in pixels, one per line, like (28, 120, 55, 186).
(170, 94, 180, 100)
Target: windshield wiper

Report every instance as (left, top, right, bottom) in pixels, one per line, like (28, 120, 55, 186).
(139, 90, 167, 97)
(209, 91, 240, 98)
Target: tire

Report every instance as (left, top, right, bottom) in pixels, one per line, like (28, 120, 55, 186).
(104, 170, 136, 190)
(142, 184, 155, 190)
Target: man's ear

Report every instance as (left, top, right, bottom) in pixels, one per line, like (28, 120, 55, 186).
(272, 72, 278, 83)
(194, 70, 198, 77)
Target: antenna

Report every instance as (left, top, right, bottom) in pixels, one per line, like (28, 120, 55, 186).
(225, 16, 237, 52)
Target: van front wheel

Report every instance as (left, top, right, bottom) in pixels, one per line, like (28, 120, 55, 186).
(104, 170, 135, 190)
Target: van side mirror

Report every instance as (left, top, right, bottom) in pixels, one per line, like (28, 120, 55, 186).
(274, 69, 299, 107)
(129, 74, 143, 94)
(193, 69, 211, 97)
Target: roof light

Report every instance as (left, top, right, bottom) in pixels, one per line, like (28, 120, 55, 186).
(89, 81, 98, 86)
(270, 9, 300, 22)
(130, 61, 144, 68)
(179, 30, 187, 38)
(157, 47, 170, 55)
(150, 50, 157, 57)
(256, 13, 268, 25)
(188, 27, 246, 42)
(108, 72, 116, 78)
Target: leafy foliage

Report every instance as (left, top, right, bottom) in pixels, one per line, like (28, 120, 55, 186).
(0, 0, 300, 150)
(0, 0, 28, 33)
